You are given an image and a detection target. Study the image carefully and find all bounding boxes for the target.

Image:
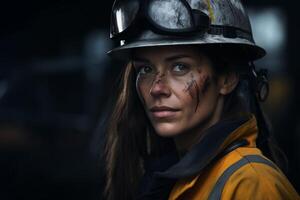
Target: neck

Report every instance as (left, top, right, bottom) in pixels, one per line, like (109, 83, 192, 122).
(174, 97, 224, 156)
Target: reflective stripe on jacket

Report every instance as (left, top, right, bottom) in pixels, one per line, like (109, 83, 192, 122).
(168, 116, 299, 200)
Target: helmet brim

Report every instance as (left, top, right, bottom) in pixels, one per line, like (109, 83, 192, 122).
(107, 34, 266, 62)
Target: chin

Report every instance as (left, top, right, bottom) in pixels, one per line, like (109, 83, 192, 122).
(153, 123, 182, 137)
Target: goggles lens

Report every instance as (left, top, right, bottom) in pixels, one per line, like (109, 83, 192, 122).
(110, 0, 209, 39)
(147, 0, 192, 30)
(110, 0, 139, 37)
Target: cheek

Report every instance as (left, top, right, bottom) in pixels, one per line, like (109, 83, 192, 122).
(186, 73, 210, 97)
(175, 72, 211, 112)
(136, 75, 152, 105)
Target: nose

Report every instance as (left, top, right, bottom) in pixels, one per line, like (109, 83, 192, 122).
(149, 75, 171, 98)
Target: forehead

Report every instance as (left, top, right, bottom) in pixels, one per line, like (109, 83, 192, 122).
(132, 45, 203, 61)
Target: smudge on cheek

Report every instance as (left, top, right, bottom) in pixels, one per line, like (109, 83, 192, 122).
(183, 73, 211, 112)
(184, 74, 199, 112)
(184, 74, 196, 98)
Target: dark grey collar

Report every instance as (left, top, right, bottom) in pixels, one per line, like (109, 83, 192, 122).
(155, 116, 249, 179)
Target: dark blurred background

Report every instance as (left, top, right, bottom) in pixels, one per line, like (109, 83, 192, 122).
(0, 0, 299, 199)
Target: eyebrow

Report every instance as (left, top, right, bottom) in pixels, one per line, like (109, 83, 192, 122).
(132, 54, 192, 63)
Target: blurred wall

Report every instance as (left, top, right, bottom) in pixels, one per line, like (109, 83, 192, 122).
(0, 1, 299, 199)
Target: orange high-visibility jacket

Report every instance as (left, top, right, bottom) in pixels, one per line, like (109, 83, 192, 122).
(167, 116, 299, 200)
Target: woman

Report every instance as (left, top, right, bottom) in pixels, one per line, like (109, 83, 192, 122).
(104, 0, 299, 199)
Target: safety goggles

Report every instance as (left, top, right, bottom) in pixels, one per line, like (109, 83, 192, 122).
(110, 0, 210, 39)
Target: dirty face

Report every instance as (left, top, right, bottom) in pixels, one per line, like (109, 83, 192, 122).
(133, 45, 222, 137)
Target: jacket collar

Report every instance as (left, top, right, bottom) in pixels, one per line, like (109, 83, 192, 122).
(155, 114, 258, 179)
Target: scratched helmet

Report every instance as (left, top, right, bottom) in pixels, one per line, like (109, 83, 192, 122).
(108, 0, 266, 61)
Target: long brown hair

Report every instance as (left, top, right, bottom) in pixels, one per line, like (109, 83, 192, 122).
(104, 62, 148, 200)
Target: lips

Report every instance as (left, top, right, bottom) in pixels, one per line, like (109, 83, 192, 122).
(149, 106, 180, 118)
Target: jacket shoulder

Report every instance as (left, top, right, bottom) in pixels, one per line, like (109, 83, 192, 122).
(221, 148, 300, 200)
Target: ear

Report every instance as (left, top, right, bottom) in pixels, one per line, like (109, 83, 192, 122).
(218, 72, 239, 95)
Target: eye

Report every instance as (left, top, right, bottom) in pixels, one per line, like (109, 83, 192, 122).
(172, 63, 190, 74)
(137, 65, 153, 75)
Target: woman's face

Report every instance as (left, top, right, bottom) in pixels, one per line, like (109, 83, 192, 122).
(133, 45, 223, 137)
